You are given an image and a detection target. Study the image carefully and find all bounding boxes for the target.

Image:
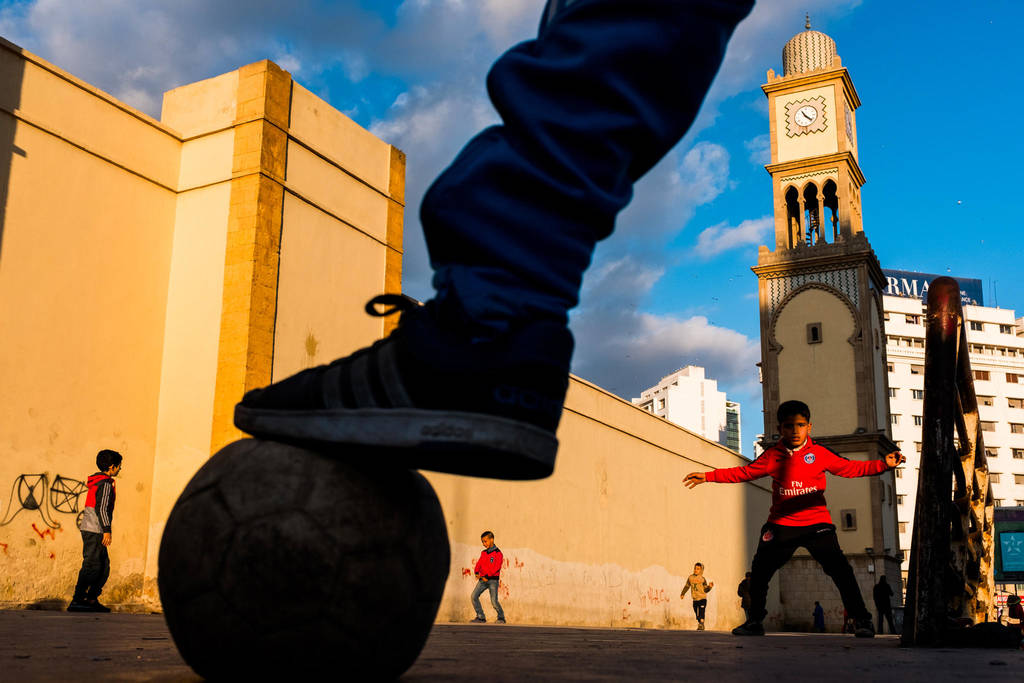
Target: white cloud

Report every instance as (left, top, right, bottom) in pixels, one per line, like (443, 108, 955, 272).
(693, 216, 773, 259)
(745, 133, 770, 165)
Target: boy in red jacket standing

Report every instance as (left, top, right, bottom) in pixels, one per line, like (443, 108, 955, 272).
(68, 449, 123, 613)
(470, 530, 505, 624)
(684, 400, 903, 638)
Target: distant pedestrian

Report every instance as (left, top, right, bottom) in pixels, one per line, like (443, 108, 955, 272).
(470, 531, 506, 624)
(68, 449, 122, 613)
(813, 601, 825, 632)
(680, 562, 714, 631)
(737, 571, 752, 622)
(873, 576, 896, 634)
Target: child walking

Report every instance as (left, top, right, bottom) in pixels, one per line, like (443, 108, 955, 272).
(684, 400, 903, 637)
(470, 530, 506, 624)
(68, 449, 122, 613)
(680, 562, 714, 630)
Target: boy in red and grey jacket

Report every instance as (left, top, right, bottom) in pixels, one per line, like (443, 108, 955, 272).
(68, 449, 123, 613)
(684, 400, 903, 638)
(470, 530, 506, 623)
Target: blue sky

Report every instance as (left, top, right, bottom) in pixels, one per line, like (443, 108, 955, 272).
(2, 0, 1021, 454)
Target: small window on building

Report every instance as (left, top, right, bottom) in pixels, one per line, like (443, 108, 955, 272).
(898, 522, 907, 533)
(1014, 474, 1024, 486)
(1017, 500, 1024, 507)
(891, 414, 900, 425)
(887, 362, 894, 373)
(915, 442, 922, 453)
(888, 387, 898, 398)
(905, 314, 920, 324)
(911, 364, 924, 375)
(896, 495, 906, 506)
(990, 472, 1001, 484)
(807, 322, 823, 344)
(1013, 448, 1024, 460)
(1009, 398, 1024, 409)
(840, 509, 857, 530)
(912, 389, 924, 400)
(883, 312, 891, 321)
(1000, 324, 1013, 334)
(970, 321, 983, 331)
(1008, 373, 1023, 384)
(986, 448, 998, 458)
(895, 468, 903, 479)
(912, 339, 924, 348)
(980, 395, 995, 407)
(657, 398, 665, 410)
(981, 421, 996, 432)
(1011, 423, 1024, 434)
(913, 415, 923, 426)
(994, 498, 1004, 507)
(974, 370, 990, 381)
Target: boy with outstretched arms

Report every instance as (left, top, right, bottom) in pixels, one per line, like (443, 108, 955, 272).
(68, 449, 123, 613)
(684, 400, 903, 637)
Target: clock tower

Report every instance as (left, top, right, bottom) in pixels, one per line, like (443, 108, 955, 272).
(752, 20, 902, 629)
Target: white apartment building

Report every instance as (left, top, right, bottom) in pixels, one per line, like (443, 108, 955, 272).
(884, 294, 1024, 581)
(632, 366, 736, 451)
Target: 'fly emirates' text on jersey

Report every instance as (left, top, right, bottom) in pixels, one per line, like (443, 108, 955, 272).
(705, 439, 889, 526)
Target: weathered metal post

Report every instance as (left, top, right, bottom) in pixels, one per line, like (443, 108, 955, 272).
(902, 277, 995, 646)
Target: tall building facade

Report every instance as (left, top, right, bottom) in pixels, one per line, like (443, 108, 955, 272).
(751, 23, 902, 628)
(884, 285, 1024, 583)
(632, 366, 738, 450)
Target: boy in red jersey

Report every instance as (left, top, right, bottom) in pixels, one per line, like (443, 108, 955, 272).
(470, 531, 506, 624)
(68, 449, 122, 613)
(684, 400, 903, 638)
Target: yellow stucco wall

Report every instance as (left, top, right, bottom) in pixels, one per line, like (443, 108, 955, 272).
(775, 287, 857, 435)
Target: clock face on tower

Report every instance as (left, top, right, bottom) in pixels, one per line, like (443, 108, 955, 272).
(785, 96, 827, 137)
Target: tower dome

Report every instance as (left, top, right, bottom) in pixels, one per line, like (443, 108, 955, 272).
(782, 17, 837, 76)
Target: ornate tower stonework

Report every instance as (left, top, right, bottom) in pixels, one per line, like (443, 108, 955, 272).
(752, 22, 903, 630)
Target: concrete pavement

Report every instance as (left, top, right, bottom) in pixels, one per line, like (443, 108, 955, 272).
(1, 610, 1021, 681)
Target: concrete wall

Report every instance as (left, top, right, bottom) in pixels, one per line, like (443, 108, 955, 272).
(425, 377, 780, 630)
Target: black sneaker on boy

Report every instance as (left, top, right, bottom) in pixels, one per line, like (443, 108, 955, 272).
(854, 618, 875, 638)
(234, 295, 573, 480)
(66, 599, 91, 612)
(731, 621, 765, 636)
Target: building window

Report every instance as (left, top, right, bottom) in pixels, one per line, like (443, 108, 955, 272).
(807, 322, 823, 344)
(896, 495, 906, 506)
(1017, 500, 1024, 507)
(912, 389, 924, 400)
(990, 473, 1001, 484)
(1011, 423, 1024, 434)
(887, 362, 894, 373)
(895, 468, 904, 479)
(1009, 398, 1024, 409)
(912, 339, 924, 348)
(891, 414, 900, 425)
(986, 448, 998, 458)
(913, 415, 923, 426)
(883, 312, 890, 321)
(1000, 324, 1013, 334)
(915, 442, 922, 453)
(980, 396, 995, 407)
(1008, 373, 1023, 384)
(970, 321, 983, 331)
(840, 509, 857, 530)
(889, 387, 898, 398)
(981, 421, 996, 432)
(911, 364, 924, 375)
(1013, 448, 1024, 459)
(657, 398, 665, 410)
(898, 522, 907, 533)
(994, 498, 1004, 507)
(905, 314, 920, 324)
(1015, 474, 1024, 486)
(974, 370, 990, 381)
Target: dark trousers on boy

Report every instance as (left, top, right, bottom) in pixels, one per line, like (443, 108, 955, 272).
(73, 531, 110, 602)
(471, 579, 505, 622)
(748, 523, 870, 624)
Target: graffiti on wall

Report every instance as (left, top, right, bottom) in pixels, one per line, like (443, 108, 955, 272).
(0, 473, 87, 530)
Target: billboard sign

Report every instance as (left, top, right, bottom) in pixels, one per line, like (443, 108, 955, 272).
(883, 269, 984, 306)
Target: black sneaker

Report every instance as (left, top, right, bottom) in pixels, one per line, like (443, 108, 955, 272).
(85, 599, 111, 613)
(731, 621, 765, 636)
(496, 618, 507, 624)
(470, 617, 486, 623)
(854, 618, 875, 638)
(66, 599, 91, 612)
(234, 295, 573, 480)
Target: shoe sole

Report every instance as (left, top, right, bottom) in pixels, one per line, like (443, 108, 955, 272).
(234, 406, 558, 480)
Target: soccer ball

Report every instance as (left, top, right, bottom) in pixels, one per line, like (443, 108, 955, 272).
(158, 439, 450, 680)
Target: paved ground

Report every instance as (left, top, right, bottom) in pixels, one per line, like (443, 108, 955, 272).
(1, 610, 1021, 681)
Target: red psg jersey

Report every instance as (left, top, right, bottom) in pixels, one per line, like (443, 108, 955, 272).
(706, 439, 888, 526)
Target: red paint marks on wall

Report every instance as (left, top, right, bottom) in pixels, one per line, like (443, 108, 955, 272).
(462, 568, 472, 578)
(513, 556, 524, 568)
(31, 524, 58, 540)
(0, 542, 8, 554)
(48, 552, 55, 560)
(498, 582, 511, 600)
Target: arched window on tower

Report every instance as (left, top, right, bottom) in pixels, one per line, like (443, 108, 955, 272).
(803, 183, 822, 246)
(785, 186, 801, 248)
(823, 180, 840, 241)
